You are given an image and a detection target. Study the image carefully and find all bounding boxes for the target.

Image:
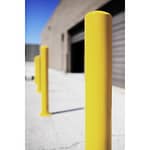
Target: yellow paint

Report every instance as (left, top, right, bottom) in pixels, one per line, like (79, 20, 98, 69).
(34, 56, 38, 84)
(34, 56, 41, 93)
(85, 11, 112, 150)
(40, 46, 51, 117)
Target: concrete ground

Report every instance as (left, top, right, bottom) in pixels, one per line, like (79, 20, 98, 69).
(25, 63, 125, 150)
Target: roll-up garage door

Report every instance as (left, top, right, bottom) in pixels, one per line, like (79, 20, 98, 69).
(70, 12, 125, 88)
(112, 12, 125, 88)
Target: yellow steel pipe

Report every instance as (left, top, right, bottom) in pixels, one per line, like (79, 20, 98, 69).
(34, 56, 38, 84)
(40, 46, 51, 117)
(34, 55, 41, 93)
(85, 11, 112, 150)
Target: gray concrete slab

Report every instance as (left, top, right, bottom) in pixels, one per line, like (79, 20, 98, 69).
(25, 64, 125, 150)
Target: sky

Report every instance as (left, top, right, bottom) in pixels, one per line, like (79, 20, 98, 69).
(25, 0, 60, 44)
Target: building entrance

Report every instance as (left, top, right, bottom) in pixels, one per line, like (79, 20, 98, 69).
(70, 40, 84, 73)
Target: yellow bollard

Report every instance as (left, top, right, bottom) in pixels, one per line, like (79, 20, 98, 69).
(40, 46, 51, 117)
(85, 11, 112, 150)
(34, 55, 41, 93)
(34, 56, 38, 84)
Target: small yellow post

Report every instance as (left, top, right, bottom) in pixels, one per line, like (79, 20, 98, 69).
(34, 55, 41, 93)
(40, 46, 51, 116)
(85, 11, 112, 150)
(34, 56, 38, 84)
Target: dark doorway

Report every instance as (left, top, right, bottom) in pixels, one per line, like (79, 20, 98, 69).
(71, 40, 84, 73)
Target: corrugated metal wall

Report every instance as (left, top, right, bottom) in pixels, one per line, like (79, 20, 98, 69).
(25, 44, 40, 62)
(112, 12, 125, 88)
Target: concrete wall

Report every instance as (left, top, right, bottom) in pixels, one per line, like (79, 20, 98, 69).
(41, 0, 110, 70)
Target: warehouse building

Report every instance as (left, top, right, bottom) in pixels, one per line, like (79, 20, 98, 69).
(41, 0, 125, 88)
(25, 44, 40, 80)
(25, 44, 40, 62)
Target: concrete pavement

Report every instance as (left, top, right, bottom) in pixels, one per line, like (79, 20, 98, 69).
(25, 63, 125, 150)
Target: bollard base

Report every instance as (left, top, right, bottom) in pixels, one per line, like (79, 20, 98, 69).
(40, 112, 51, 117)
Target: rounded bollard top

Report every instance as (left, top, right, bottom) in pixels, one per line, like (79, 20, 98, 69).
(40, 45, 48, 50)
(85, 10, 112, 18)
(40, 45, 49, 53)
(34, 55, 40, 61)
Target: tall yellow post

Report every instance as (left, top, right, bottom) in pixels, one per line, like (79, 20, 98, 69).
(85, 11, 112, 150)
(34, 55, 41, 93)
(40, 46, 51, 116)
